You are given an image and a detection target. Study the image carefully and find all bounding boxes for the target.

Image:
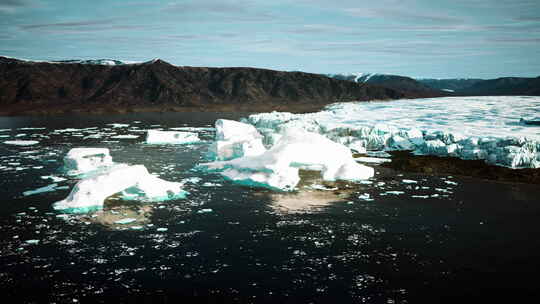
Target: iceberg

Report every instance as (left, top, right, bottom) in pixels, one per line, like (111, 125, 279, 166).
(145, 130, 200, 144)
(200, 129, 374, 191)
(207, 119, 266, 161)
(53, 164, 187, 213)
(64, 148, 114, 175)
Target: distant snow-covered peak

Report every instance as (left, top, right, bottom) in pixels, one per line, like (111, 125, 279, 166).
(0, 55, 144, 65)
(326, 72, 387, 83)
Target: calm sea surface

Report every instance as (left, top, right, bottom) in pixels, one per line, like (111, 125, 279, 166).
(1, 112, 539, 303)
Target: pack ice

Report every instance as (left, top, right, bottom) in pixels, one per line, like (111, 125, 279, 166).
(207, 119, 266, 161)
(244, 96, 540, 169)
(201, 128, 374, 191)
(53, 164, 187, 212)
(146, 130, 200, 144)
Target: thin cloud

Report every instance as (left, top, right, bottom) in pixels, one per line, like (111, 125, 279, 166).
(0, 0, 38, 13)
(162, 0, 275, 23)
(20, 19, 116, 30)
(345, 7, 463, 25)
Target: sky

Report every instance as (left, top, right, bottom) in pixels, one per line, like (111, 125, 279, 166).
(1, 0, 539, 78)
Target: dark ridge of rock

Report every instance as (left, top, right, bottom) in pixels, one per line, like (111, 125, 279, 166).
(328, 73, 447, 97)
(0, 57, 424, 115)
(384, 151, 540, 185)
(456, 76, 540, 96)
(417, 78, 484, 92)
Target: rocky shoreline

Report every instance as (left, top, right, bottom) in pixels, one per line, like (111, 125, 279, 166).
(381, 151, 540, 185)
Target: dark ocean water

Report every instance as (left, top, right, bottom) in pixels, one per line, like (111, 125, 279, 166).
(1, 112, 539, 304)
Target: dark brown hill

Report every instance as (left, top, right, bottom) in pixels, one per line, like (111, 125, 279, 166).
(328, 73, 448, 97)
(457, 77, 540, 96)
(0, 57, 424, 115)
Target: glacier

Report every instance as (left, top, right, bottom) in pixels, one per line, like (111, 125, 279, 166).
(243, 96, 540, 169)
(145, 130, 200, 144)
(200, 128, 374, 191)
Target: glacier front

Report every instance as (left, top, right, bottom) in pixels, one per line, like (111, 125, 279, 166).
(243, 96, 540, 169)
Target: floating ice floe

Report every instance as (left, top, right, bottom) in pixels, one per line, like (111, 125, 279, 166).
(23, 183, 59, 196)
(64, 148, 113, 175)
(244, 96, 540, 169)
(207, 119, 266, 161)
(110, 134, 139, 139)
(108, 123, 130, 128)
(53, 164, 187, 213)
(114, 218, 137, 225)
(3, 140, 39, 146)
(354, 157, 391, 164)
(145, 130, 200, 144)
(200, 128, 374, 191)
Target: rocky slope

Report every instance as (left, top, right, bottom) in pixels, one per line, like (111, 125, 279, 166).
(0, 57, 425, 115)
(416, 78, 484, 92)
(328, 73, 445, 97)
(457, 77, 540, 96)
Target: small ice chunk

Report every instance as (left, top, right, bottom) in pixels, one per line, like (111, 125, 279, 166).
(114, 218, 137, 225)
(358, 193, 374, 201)
(108, 123, 129, 128)
(197, 208, 213, 214)
(308, 184, 338, 191)
(25, 239, 40, 245)
(64, 148, 113, 175)
(41, 175, 67, 182)
(3, 140, 39, 146)
(183, 177, 202, 184)
(444, 180, 458, 185)
(412, 195, 430, 199)
(355, 157, 391, 164)
(110, 134, 139, 139)
(156, 227, 168, 232)
(23, 183, 58, 196)
(382, 191, 404, 195)
(402, 179, 418, 184)
(146, 130, 200, 144)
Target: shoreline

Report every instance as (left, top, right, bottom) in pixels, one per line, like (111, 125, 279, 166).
(381, 151, 540, 185)
(0, 103, 331, 116)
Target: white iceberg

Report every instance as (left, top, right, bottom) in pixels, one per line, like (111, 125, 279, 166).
(200, 129, 374, 191)
(53, 164, 187, 213)
(64, 148, 114, 175)
(145, 130, 200, 144)
(207, 119, 266, 161)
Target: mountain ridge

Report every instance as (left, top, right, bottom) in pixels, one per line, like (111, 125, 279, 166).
(0, 56, 438, 115)
(329, 72, 540, 96)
